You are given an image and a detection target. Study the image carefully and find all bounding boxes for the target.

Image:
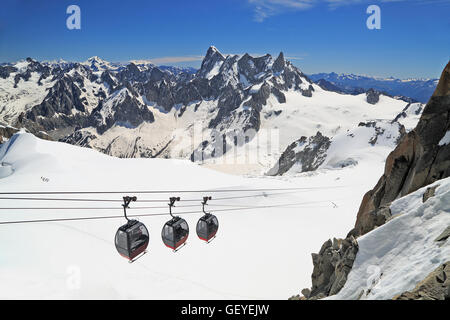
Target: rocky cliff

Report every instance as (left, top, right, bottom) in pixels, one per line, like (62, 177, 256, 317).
(353, 61, 450, 237)
(300, 61, 450, 300)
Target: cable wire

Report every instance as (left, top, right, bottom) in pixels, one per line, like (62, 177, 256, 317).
(0, 189, 318, 203)
(0, 185, 348, 195)
(0, 201, 336, 225)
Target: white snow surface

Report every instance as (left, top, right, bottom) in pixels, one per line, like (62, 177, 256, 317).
(327, 177, 450, 300)
(438, 130, 450, 146)
(0, 132, 390, 299)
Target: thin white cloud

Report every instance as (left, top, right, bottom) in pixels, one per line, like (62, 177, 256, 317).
(249, 0, 449, 20)
(326, 0, 450, 9)
(286, 55, 306, 60)
(249, 0, 316, 22)
(147, 55, 204, 64)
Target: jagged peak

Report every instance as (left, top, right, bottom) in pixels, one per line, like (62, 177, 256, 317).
(86, 56, 106, 63)
(25, 57, 37, 63)
(273, 52, 286, 72)
(197, 46, 227, 79)
(83, 56, 111, 72)
(432, 60, 450, 97)
(203, 46, 225, 62)
(206, 45, 220, 55)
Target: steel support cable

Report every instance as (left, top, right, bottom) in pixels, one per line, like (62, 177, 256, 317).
(0, 185, 349, 195)
(0, 189, 317, 203)
(0, 202, 335, 225)
(0, 199, 337, 211)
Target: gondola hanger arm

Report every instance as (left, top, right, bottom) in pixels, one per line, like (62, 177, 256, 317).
(122, 196, 137, 221)
(202, 196, 212, 215)
(168, 196, 180, 218)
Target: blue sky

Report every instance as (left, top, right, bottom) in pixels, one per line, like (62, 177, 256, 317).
(0, 0, 449, 78)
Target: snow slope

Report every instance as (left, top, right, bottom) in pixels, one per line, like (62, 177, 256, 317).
(86, 84, 414, 176)
(0, 132, 389, 299)
(327, 177, 450, 300)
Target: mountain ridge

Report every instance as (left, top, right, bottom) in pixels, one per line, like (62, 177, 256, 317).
(309, 72, 438, 103)
(0, 47, 423, 176)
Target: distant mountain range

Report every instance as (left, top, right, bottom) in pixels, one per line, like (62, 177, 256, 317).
(308, 72, 438, 103)
(0, 47, 425, 175)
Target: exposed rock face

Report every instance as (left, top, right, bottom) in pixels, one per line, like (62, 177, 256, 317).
(299, 61, 450, 301)
(303, 237, 359, 299)
(0, 65, 18, 79)
(353, 61, 450, 237)
(314, 79, 345, 93)
(393, 262, 450, 300)
(0, 124, 52, 143)
(422, 184, 439, 202)
(26, 74, 90, 131)
(90, 88, 155, 135)
(0, 125, 19, 143)
(270, 116, 408, 177)
(267, 132, 330, 175)
(435, 226, 450, 243)
(366, 88, 381, 104)
(59, 129, 96, 147)
(196, 46, 226, 79)
(3, 47, 316, 159)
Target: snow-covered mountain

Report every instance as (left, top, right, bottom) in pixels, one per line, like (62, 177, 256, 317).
(309, 72, 438, 103)
(267, 102, 423, 176)
(0, 47, 424, 176)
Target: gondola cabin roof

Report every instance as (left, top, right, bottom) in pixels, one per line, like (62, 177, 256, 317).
(165, 216, 185, 227)
(118, 219, 140, 231)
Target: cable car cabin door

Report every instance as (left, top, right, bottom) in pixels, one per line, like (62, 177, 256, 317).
(115, 221, 149, 262)
(127, 222, 149, 261)
(197, 215, 218, 243)
(162, 219, 188, 252)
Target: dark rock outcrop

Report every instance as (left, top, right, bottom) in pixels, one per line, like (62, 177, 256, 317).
(366, 88, 380, 104)
(393, 262, 450, 300)
(60, 129, 96, 147)
(422, 184, 439, 202)
(315, 79, 345, 93)
(25, 74, 90, 131)
(435, 226, 450, 243)
(0, 65, 18, 79)
(303, 237, 359, 299)
(267, 132, 331, 176)
(0, 125, 19, 143)
(90, 89, 155, 135)
(0, 123, 52, 143)
(353, 61, 450, 237)
(299, 61, 450, 300)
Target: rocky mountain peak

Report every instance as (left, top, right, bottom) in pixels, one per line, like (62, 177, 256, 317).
(84, 56, 110, 72)
(197, 46, 226, 79)
(273, 52, 285, 73)
(432, 60, 450, 97)
(366, 88, 381, 104)
(206, 45, 221, 56)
